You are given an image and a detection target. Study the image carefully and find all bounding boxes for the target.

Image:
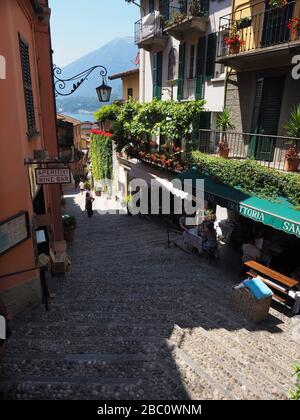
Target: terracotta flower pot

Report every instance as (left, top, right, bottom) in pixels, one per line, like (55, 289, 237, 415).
(229, 44, 240, 54)
(219, 146, 230, 159)
(284, 157, 300, 172)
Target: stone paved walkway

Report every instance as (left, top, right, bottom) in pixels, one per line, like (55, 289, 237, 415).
(0, 193, 300, 400)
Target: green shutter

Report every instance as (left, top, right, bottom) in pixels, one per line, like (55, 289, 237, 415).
(159, 0, 169, 20)
(205, 33, 217, 80)
(195, 37, 206, 99)
(153, 52, 162, 100)
(177, 43, 186, 102)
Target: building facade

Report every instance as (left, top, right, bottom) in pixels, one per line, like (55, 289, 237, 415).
(136, 0, 232, 127)
(216, 0, 300, 168)
(109, 68, 140, 102)
(0, 0, 64, 316)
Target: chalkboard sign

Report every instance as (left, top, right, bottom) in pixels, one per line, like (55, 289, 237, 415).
(0, 212, 31, 256)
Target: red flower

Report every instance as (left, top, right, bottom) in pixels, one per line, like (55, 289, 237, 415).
(91, 130, 113, 137)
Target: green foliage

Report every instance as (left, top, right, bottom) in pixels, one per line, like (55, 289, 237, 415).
(62, 214, 77, 231)
(89, 134, 113, 181)
(290, 364, 300, 400)
(94, 103, 119, 123)
(284, 104, 300, 139)
(192, 151, 300, 207)
(112, 98, 205, 153)
(217, 108, 235, 131)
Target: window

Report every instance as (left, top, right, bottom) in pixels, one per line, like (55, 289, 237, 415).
(159, 0, 169, 20)
(168, 48, 177, 80)
(149, 0, 155, 13)
(127, 88, 133, 99)
(195, 36, 206, 99)
(205, 33, 217, 80)
(189, 45, 195, 79)
(153, 52, 163, 99)
(19, 34, 37, 137)
(177, 43, 186, 101)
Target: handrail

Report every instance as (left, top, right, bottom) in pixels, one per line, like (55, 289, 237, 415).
(198, 128, 300, 142)
(0, 267, 39, 280)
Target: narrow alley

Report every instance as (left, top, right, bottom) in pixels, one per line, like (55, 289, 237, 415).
(0, 193, 299, 400)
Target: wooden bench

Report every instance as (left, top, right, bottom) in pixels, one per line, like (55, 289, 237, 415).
(244, 260, 299, 307)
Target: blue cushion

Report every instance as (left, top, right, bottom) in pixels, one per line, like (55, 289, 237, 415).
(243, 277, 273, 301)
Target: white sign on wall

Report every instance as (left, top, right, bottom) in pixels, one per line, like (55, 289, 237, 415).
(35, 168, 71, 185)
(0, 55, 6, 80)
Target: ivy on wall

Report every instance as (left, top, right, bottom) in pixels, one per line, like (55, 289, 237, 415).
(89, 133, 113, 181)
(192, 151, 300, 208)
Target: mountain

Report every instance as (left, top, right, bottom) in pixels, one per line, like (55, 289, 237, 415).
(55, 37, 138, 112)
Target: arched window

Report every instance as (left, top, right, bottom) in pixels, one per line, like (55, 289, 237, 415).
(168, 48, 177, 81)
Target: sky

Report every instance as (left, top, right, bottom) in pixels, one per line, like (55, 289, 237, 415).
(49, 0, 140, 67)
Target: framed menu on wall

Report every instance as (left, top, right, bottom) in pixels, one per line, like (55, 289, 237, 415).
(0, 211, 31, 256)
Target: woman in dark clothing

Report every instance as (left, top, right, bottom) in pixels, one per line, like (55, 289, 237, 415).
(85, 193, 95, 218)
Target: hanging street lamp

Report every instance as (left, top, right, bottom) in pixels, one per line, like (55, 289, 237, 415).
(53, 65, 112, 102)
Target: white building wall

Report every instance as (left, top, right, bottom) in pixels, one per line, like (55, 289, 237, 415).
(138, 0, 233, 114)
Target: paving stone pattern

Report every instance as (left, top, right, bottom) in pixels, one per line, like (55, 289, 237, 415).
(0, 194, 299, 400)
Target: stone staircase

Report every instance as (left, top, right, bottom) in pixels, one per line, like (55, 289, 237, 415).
(0, 195, 299, 400)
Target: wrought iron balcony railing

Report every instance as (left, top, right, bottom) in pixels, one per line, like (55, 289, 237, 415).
(218, 0, 297, 58)
(167, 0, 209, 24)
(192, 129, 300, 172)
(134, 12, 165, 45)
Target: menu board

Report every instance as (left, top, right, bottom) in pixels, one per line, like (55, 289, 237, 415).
(0, 212, 30, 255)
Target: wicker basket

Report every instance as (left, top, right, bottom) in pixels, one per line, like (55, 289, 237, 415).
(230, 286, 272, 323)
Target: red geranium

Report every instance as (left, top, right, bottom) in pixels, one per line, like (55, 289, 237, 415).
(225, 34, 245, 46)
(287, 17, 300, 34)
(91, 130, 113, 137)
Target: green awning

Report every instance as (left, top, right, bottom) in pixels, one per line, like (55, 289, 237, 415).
(177, 168, 300, 239)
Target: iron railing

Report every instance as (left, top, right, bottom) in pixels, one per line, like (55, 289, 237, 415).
(168, 0, 209, 24)
(218, 0, 297, 58)
(192, 129, 300, 172)
(134, 12, 165, 44)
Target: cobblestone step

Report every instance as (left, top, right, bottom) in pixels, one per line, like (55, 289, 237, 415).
(168, 327, 282, 400)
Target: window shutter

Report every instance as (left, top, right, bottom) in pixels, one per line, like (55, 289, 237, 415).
(177, 43, 186, 101)
(205, 33, 217, 80)
(195, 37, 206, 99)
(19, 34, 36, 136)
(180, 0, 188, 13)
(149, 0, 155, 13)
(189, 45, 195, 79)
(153, 52, 162, 99)
(159, 0, 169, 20)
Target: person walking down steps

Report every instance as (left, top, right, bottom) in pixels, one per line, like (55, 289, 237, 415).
(85, 192, 95, 218)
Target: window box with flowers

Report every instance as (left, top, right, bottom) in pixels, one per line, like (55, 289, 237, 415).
(225, 33, 245, 54)
(269, 0, 288, 8)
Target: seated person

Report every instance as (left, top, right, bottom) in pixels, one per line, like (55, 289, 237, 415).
(242, 238, 261, 264)
(202, 222, 218, 252)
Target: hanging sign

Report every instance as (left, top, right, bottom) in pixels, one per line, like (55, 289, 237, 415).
(35, 168, 71, 185)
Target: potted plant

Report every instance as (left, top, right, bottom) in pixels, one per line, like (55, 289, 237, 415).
(189, 0, 206, 17)
(269, 0, 288, 8)
(284, 105, 300, 172)
(287, 17, 300, 39)
(236, 17, 252, 30)
(225, 33, 245, 54)
(62, 214, 77, 242)
(217, 108, 235, 159)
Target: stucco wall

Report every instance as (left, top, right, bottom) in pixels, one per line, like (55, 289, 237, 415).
(122, 73, 140, 101)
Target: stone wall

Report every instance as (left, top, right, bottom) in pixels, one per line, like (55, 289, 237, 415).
(0, 277, 41, 318)
(225, 72, 243, 133)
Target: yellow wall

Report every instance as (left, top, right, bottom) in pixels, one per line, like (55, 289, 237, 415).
(122, 73, 139, 101)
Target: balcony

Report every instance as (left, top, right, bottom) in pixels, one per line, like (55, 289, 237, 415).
(193, 129, 300, 172)
(217, 0, 300, 71)
(165, 1, 209, 41)
(134, 12, 168, 52)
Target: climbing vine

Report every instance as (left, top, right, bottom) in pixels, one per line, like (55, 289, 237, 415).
(192, 151, 300, 207)
(89, 133, 113, 181)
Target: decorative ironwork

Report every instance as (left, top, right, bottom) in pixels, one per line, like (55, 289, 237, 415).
(53, 65, 108, 97)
